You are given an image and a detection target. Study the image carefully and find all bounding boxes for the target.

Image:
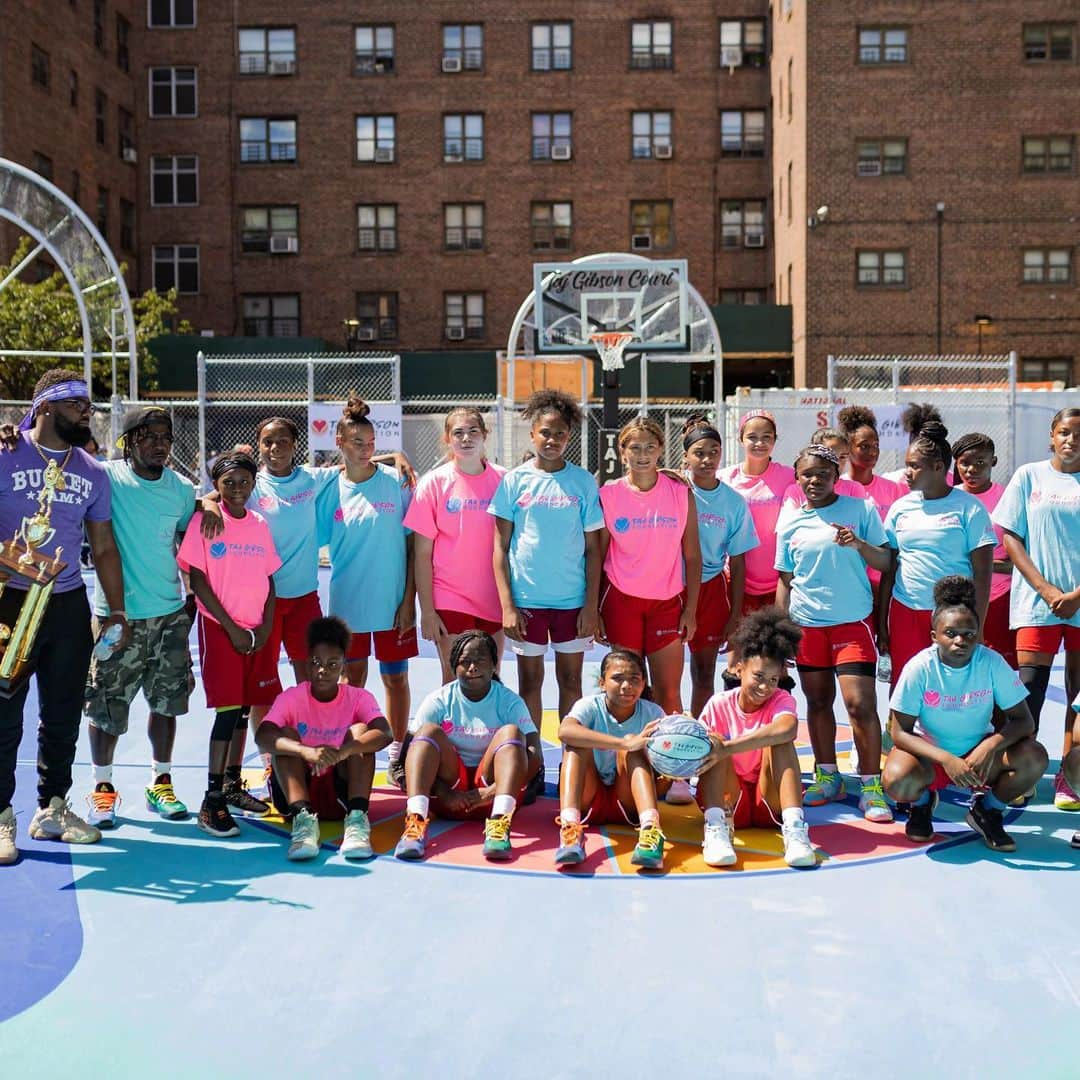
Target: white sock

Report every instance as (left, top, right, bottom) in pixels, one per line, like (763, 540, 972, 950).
(491, 794, 516, 818)
(782, 807, 805, 826)
(387, 740, 403, 764)
(819, 763, 839, 774)
(639, 809, 660, 828)
(859, 774, 879, 784)
(560, 807, 581, 825)
(704, 806, 727, 826)
(406, 795, 430, 819)
(93, 764, 113, 785)
(152, 761, 171, 783)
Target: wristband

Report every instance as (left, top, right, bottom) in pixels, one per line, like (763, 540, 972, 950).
(112, 610, 127, 620)
(248, 629, 257, 651)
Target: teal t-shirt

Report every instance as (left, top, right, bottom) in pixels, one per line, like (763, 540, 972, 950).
(692, 479, 759, 583)
(93, 460, 195, 619)
(566, 692, 665, 786)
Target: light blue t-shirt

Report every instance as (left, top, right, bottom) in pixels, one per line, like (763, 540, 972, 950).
(488, 461, 604, 609)
(410, 680, 536, 767)
(774, 495, 887, 627)
(691, 479, 759, 583)
(566, 692, 665, 786)
(884, 488, 997, 611)
(890, 644, 1028, 757)
(250, 466, 338, 598)
(316, 465, 411, 633)
(992, 460, 1080, 629)
(93, 461, 195, 620)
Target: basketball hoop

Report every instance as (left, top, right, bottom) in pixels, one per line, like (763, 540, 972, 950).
(590, 331, 635, 373)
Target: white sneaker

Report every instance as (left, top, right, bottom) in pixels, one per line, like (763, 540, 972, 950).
(702, 814, 737, 866)
(28, 796, 101, 844)
(782, 818, 816, 868)
(86, 786, 121, 828)
(0, 805, 17, 864)
(287, 809, 320, 861)
(666, 778, 695, 805)
(340, 809, 373, 860)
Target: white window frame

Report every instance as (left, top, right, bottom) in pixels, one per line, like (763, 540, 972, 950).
(856, 138, 908, 176)
(148, 66, 197, 117)
(147, 0, 196, 28)
(356, 292, 399, 340)
(152, 244, 200, 294)
(720, 200, 766, 248)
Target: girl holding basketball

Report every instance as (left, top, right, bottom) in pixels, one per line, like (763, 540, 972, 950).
(681, 417, 759, 717)
(555, 648, 669, 870)
(393, 631, 539, 862)
(775, 445, 893, 820)
(882, 576, 1045, 850)
(695, 608, 816, 868)
(993, 407, 1080, 811)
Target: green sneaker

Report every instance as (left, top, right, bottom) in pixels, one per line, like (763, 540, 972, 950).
(858, 775, 894, 823)
(482, 814, 513, 861)
(145, 776, 188, 820)
(630, 822, 666, 869)
(804, 767, 846, 806)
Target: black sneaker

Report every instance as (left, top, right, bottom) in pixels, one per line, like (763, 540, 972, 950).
(965, 794, 1016, 852)
(222, 778, 270, 816)
(387, 757, 407, 792)
(905, 792, 938, 843)
(198, 793, 240, 838)
(523, 762, 546, 806)
(1071, 831, 1080, 850)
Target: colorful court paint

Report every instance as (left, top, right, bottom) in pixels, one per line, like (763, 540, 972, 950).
(2, 579, 1078, 1076)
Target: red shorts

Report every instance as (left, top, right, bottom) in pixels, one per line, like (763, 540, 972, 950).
(347, 627, 419, 663)
(983, 592, 1017, 668)
(796, 620, 877, 670)
(585, 783, 640, 826)
(887, 600, 933, 689)
(927, 761, 989, 794)
(437, 609, 502, 636)
(513, 606, 588, 655)
(1016, 623, 1080, 655)
(197, 614, 282, 708)
(263, 590, 323, 663)
(739, 589, 777, 616)
(430, 751, 527, 821)
(696, 775, 778, 829)
(689, 573, 732, 654)
(599, 579, 683, 656)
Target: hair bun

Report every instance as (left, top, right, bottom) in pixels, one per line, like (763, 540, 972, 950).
(343, 393, 370, 421)
(920, 420, 949, 441)
(933, 574, 975, 610)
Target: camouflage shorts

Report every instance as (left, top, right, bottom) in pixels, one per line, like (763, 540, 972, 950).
(84, 609, 194, 734)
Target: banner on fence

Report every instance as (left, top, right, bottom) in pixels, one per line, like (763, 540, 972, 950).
(308, 403, 403, 452)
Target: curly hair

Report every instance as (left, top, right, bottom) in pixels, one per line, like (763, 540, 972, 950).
(731, 607, 802, 665)
(837, 405, 878, 436)
(521, 389, 582, 428)
(932, 575, 978, 623)
(902, 402, 943, 439)
(306, 615, 351, 654)
(33, 368, 84, 396)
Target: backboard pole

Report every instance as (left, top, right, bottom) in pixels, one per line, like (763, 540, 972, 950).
(602, 368, 619, 429)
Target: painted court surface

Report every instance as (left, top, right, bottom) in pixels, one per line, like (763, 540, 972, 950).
(1, 584, 1078, 1077)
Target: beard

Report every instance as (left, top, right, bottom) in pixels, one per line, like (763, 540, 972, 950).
(53, 411, 94, 447)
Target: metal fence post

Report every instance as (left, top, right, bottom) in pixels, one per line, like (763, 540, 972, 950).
(826, 354, 836, 427)
(1007, 350, 1018, 474)
(196, 351, 206, 485)
(306, 357, 316, 466)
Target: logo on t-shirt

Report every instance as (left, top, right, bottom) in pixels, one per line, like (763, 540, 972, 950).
(297, 722, 308, 737)
(209, 541, 227, 560)
(258, 496, 275, 511)
(440, 718, 454, 733)
(445, 496, 492, 514)
(923, 690, 941, 707)
(698, 512, 728, 529)
(614, 516, 630, 533)
(517, 492, 580, 510)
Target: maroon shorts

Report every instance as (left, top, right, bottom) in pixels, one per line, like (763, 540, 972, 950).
(347, 627, 419, 663)
(796, 620, 877, 670)
(429, 750, 526, 821)
(197, 615, 282, 708)
(599, 580, 683, 656)
(696, 774, 778, 829)
(520, 606, 584, 646)
(269, 761, 347, 821)
(437, 609, 502, 636)
(263, 590, 323, 664)
(688, 573, 732, 654)
(1016, 623, 1080, 655)
(983, 592, 1017, 668)
(887, 600, 933, 689)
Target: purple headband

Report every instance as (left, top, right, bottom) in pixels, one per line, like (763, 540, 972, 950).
(18, 380, 90, 431)
(738, 409, 776, 434)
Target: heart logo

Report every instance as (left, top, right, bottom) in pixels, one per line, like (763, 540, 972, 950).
(662, 739, 672, 749)
(297, 722, 308, 737)
(441, 719, 454, 733)
(334, 507, 344, 521)
(923, 690, 941, 707)
(312, 419, 328, 434)
(614, 517, 630, 533)
(209, 541, 227, 559)
(517, 492, 533, 508)
(258, 496, 274, 510)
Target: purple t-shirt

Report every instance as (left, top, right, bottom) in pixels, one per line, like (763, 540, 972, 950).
(0, 433, 111, 593)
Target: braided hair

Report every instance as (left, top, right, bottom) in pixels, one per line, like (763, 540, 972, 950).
(949, 432, 994, 485)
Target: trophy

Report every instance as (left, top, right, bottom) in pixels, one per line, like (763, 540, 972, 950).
(0, 458, 68, 698)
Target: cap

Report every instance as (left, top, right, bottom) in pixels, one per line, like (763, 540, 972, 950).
(117, 405, 171, 447)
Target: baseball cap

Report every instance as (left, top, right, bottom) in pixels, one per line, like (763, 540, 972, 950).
(117, 405, 172, 447)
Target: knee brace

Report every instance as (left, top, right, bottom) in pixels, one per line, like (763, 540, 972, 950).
(1019, 665, 1051, 733)
(211, 707, 242, 742)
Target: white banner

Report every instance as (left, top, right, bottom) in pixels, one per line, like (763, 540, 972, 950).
(873, 404, 907, 449)
(307, 403, 403, 452)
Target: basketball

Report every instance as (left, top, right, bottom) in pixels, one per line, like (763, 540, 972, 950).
(646, 716, 712, 779)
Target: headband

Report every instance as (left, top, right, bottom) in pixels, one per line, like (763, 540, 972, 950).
(18, 380, 90, 431)
(798, 445, 841, 469)
(211, 453, 258, 482)
(738, 409, 776, 434)
(683, 425, 723, 452)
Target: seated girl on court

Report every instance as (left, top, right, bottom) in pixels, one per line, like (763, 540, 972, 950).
(394, 631, 539, 863)
(882, 576, 1047, 852)
(555, 648, 670, 871)
(255, 617, 391, 862)
(695, 609, 817, 869)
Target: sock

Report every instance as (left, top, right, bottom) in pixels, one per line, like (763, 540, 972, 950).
(347, 796, 369, 813)
(983, 791, 1008, 812)
(859, 774, 879, 784)
(560, 807, 581, 825)
(911, 790, 932, 807)
(207, 772, 224, 794)
(93, 764, 113, 785)
(781, 806, 805, 825)
(704, 806, 727, 826)
(387, 740, 403, 764)
(491, 794, 516, 818)
(225, 764, 242, 784)
(819, 763, 839, 774)
(288, 800, 314, 817)
(406, 795, 430, 819)
(639, 808, 660, 829)
(151, 761, 171, 784)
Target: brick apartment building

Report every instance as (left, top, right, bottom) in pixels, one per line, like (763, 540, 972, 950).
(0, 2, 1076, 391)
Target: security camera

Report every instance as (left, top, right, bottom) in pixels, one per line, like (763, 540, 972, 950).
(816, 205, 829, 219)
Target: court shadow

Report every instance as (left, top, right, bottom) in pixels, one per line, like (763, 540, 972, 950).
(926, 822, 1080, 872)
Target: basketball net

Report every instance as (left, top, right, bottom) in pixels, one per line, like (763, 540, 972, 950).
(590, 331, 635, 373)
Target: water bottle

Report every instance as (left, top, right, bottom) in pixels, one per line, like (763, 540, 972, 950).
(876, 652, 892, 683)
(92, 622, 123, 662)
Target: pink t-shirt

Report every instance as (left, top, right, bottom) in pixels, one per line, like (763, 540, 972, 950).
(177, 509, 281, 629)
(968, 482, 1010, 603)
(403, 460, 506, 621)
(882, 467, 910, 494)
(860, 473, 906, 521)
(263, 682, 384, 747)
(782, 476, 867, 507)
(699, 686, 798, 781)
(717, 461, 796, 595)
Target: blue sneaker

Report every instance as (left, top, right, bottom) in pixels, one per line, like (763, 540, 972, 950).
(804, 767, 846, 806)
(858, 775, 893, 823)
(554, 818, 586, 865)
(394, 813, 428, 860)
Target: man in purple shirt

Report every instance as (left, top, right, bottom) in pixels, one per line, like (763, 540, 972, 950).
(0, 369, 128, 864)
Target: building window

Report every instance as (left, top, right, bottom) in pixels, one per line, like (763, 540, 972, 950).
(630, 201, 673, 251)
(94, 0, 106, 52)
(858, 27, 908, 64)
(119, 199, 135, 251)
(1023, 24, 1074, 61)
(720, 200, 766, 249)
(532, 113, 571, 160)
(116, 14, 130, 71)
(444, 114, 483, 161)
(32, 153, 53, 182)
(857, 250, 907, 286)
(151, 155, 198, 204)
(149, 67, 197, 117)
(532, 23, 572, 70)
(241, 207, 298, 254)
(632, 112, 672, 159)
(356, 115, 396, 163)
(444, 204, 484, 250)
(531, 202, 573, 251)
(153, 244, 199, 293)
(31, 44, 50, 89)
(720, 289, 767, 304)
(445, 294, 485, 340)
(357, 205, 397, 251)
(118, 107, 135, 161)
(354, 25, 394, 74)
(240, 118, 297, 163)
(1023, 249, 1072, 284)
(631, 20, 673, 69)
(238, 28, 296, 75)
(96, 186, 109, 236)
(69, 69, 78, 107)
(719, 19, 766, 67)
(442, 24, 483, 71)
(1020, 357, 1073, 383)
(1022, 136, 1074, 174)
(243, 295, 299, 337)
(95, 90, 107, 144)
(720, 110, 766, 157)
(857, 138, 907, 176)
(149, 0, 196, 28)
(356, 293, 398, 341)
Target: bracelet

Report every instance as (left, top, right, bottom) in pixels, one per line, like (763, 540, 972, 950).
(112, 610, 127, 619)
(248, 629, 257, 651)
